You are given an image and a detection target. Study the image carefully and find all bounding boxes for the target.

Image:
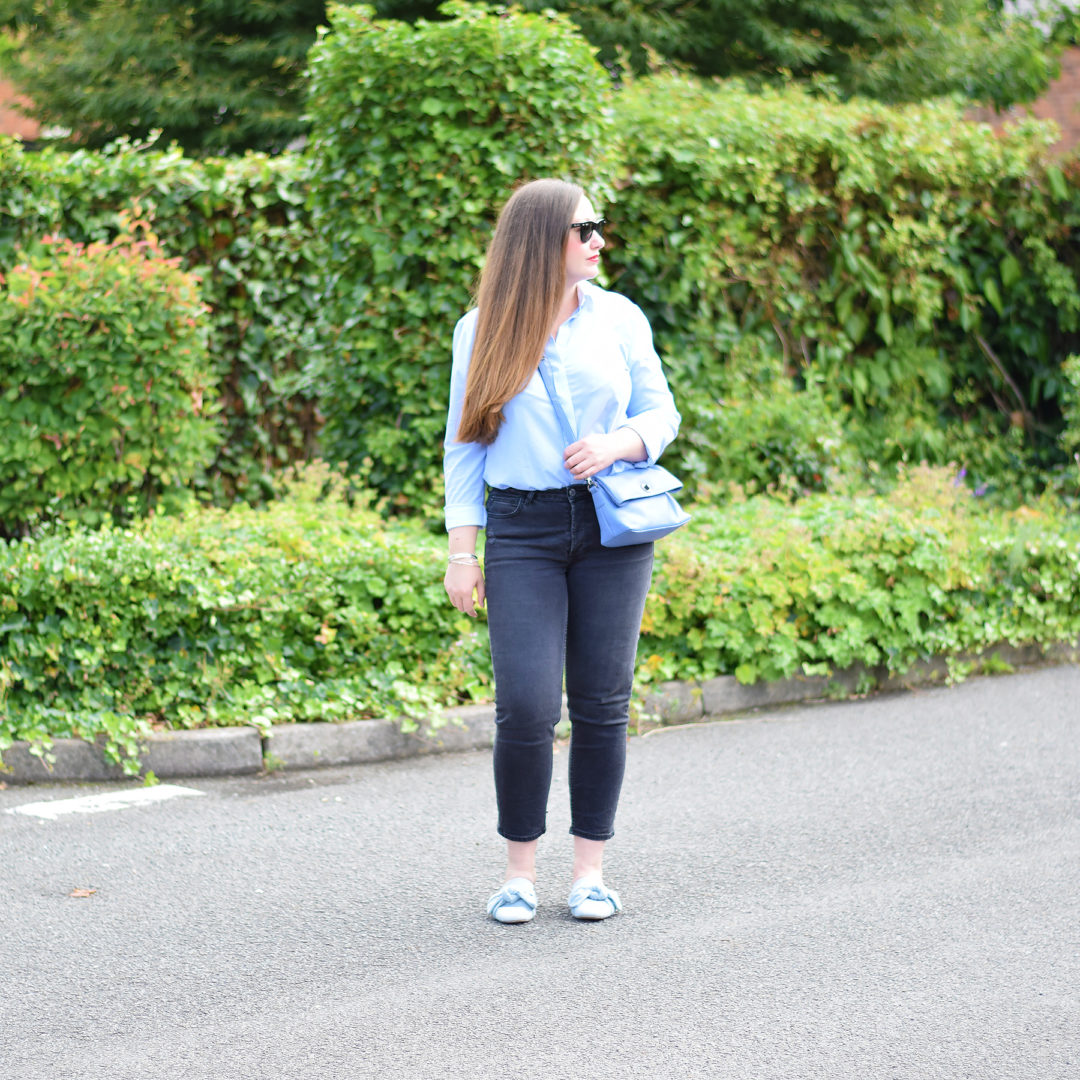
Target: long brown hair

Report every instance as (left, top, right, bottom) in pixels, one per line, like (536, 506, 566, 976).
(455, 178, 583, 445)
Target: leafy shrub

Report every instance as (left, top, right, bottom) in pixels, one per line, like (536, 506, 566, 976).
(639, 467, 1080, 685)
(605, 76, 1080, 495)
(304, 1, 618, 508)
(0, 463, 491, 771)
(0, 137, 320, 506)
(675, 336, 851, 499)
(0, 218, 219, 533)
(1051, 353, 1080, 500)
(1060, 354, 1080, 457)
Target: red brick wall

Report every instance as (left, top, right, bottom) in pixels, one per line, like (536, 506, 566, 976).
(0, 79, 40, 140)
(968, 46, 1080, 154)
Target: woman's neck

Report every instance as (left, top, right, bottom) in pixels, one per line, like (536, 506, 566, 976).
(552, 283, 581, 334)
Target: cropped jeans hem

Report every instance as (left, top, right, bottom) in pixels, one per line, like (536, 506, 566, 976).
(569, 827, 615, 842)
(497, 828, 546, 843)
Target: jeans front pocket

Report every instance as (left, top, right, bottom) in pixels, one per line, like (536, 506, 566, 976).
(486, 490, 525, 517)
(485, 490, 524, 541)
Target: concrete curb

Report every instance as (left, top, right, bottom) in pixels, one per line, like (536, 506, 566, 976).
(3, 641, 1077, 785)
(0, 726, 265, 784)
(264, 705, 498, 771)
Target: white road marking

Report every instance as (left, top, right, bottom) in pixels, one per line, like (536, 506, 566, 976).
(6, 785, 205, 821)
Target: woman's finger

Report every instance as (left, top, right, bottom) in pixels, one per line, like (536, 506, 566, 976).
(445, 566, 484, 617)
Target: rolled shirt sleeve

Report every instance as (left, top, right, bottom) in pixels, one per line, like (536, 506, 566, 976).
(443, 312, 488, 530)
(619, 301, 681, 465)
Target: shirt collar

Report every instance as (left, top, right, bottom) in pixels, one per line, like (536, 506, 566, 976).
(576, 280, 601, 312)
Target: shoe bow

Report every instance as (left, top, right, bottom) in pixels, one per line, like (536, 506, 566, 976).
(486, 878, 537, 916)
(568, 881, 622, 915)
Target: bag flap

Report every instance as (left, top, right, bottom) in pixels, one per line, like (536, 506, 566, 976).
(592, 465, 683, 506)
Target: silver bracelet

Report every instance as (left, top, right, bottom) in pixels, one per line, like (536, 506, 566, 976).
(447, 552, 480, 566)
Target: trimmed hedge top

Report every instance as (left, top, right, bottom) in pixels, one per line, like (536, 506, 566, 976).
(304, 1, 618, 506)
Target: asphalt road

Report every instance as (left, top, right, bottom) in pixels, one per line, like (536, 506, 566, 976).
(2, 667, 1078, 1080)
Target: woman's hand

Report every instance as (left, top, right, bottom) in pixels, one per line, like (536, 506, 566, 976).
(444, 562, 486, 617)
(564, 428, 646, 480)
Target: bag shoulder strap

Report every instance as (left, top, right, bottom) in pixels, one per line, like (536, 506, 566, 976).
(536, 359, 579, 446)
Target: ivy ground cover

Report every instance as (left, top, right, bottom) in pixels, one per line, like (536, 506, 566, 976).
(3, 466, 1079, 773)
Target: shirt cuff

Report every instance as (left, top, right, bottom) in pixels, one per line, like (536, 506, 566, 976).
(621, 417, 666, 465)
(445, 503, 487, 531)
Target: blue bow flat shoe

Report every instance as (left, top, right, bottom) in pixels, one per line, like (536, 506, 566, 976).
(487, 877, 538, 924)
(568, 879, 622, 921)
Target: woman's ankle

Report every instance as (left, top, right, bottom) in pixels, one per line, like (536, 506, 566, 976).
(504, 837, 539, 883)
(571, 858, 604, 883)
(571, 837, 605, 884)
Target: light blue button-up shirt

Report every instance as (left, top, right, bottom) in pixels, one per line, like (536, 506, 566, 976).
(443, 281, 681, 530)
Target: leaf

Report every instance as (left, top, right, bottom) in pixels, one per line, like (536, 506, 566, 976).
(875, 309, 893, 346)
(734, 661, 758, 684)
(1047, 165, 1067, 202)
(982, 277, 1004, 317)
(845, 310, 869, 345)
(69, 888, 97, 898)
(999, 254, 1021, 290)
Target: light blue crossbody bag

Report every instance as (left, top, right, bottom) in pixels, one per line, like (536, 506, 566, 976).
(537, 360, 690, 547)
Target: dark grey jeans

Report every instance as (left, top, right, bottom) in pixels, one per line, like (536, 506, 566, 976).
(483, 484, 655, 842)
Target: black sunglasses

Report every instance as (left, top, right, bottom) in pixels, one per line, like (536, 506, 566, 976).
(568, 218, 606, 243)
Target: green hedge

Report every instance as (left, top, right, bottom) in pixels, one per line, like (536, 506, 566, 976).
(5, 50, 1080, 517)
(606, 76, 1080, 498)
(0, 464, 491, 770)
(3, 466, 1079, 773)
(0, 137, 320, 507)
(304, 1, 618, 508)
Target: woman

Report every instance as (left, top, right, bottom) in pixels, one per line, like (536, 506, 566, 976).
(443, 178, 681, 923)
